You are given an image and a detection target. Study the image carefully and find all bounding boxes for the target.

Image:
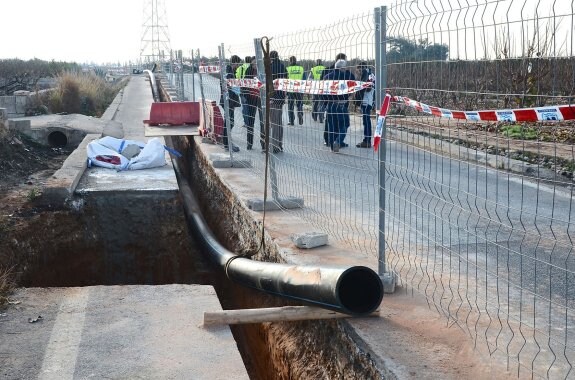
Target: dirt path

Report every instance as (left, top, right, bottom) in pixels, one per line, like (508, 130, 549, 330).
(398, 116, 575, 162)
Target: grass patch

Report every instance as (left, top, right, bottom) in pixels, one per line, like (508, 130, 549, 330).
(500, 124, 538, 140)
(0, 266, 15, 306)
(26, 188, 41, 202)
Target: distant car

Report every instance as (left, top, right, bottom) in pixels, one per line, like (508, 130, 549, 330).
(132, 69, 143, 74)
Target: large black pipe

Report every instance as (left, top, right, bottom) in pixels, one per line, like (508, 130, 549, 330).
(174, 164, 383, 316)
(143, 70, 159, 102)
(148, 58, 384, 315)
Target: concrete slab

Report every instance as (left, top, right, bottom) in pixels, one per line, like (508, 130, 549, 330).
(145, 124, 199, 137)
(9, 113, 124, 139)
(41, 134, 100, 205)
(0, 285, 249, 380)
(76, 164, 178, 193)
(75, 76, 178, 194)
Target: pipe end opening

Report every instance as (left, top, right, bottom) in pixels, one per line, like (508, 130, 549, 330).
(338, 266, 383, 315)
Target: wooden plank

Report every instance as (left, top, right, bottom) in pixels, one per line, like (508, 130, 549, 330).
(144, 124, 199, 137)
(203, 306, 380, 326)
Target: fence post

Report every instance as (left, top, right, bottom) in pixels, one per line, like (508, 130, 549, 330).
(254, 38, 279, 200)
(169, 49, 174, 86)
(374, 8, 382, 116)
(190, 49, 196, 101)
(219, 44, 234, 161)
(197, 48, 208, 135)
(376, 5, 395, 293)
(178, 49, 185, 100)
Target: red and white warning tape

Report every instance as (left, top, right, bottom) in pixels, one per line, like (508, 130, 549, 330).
(198, 67, 373, 94)
(226, 78, 373, 93)
(373, 93, 392, 152)
(198, 65, 220, 73)
(393, 95, 575, 122)
(273, 79, 372, 95)
(226, 78, 264, 89)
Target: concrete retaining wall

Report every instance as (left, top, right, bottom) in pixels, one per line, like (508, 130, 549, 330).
(0, 95, 28, 117)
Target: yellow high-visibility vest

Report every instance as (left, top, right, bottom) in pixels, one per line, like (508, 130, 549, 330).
(310, 65, 325, 80)
(287, 65, 304, 80)
(235, 63, 250, 79)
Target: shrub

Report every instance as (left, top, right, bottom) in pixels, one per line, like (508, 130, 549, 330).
(60, 75, 82, 113)
(0, 265, 15, 306)
(48, 71, 124, 117)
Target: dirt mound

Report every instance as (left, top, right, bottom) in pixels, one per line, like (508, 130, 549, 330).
(0, 122, 70, 304)
(0, 124, 69, 194)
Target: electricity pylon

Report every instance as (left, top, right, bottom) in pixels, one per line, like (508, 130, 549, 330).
(140, 0, 171, 64)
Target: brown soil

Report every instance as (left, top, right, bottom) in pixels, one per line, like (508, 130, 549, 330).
(0, 123, 70, 303)
(400, 116, 575, 162)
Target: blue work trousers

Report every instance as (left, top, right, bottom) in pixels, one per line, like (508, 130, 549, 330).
(326, 102, 347, 148)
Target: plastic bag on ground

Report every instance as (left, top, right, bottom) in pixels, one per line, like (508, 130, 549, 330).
(87, 136, 166, 170)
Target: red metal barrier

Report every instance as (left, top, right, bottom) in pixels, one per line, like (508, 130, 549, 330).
(198, 100, 225, 142)
(144, 102, 200, 126)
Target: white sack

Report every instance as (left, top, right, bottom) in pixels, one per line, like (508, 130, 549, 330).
(87, 136, 166, 170)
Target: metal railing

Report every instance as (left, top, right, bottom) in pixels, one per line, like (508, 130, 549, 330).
(167, 1, 575, 377)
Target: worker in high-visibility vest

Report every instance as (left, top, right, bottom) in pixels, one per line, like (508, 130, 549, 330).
(310, 59, 325, 123)
(286, 56, 305, 125)
(235, 56, 252, 127)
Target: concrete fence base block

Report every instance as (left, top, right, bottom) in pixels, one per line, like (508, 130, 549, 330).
(202, 137, 215, 144)
(209, 153, 251, 169)
(380, 271, 397, 294)
(290, 232, 328, 249)
(247, 196, 304, 211)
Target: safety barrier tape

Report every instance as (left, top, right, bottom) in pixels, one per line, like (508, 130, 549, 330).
(373, 93, 392, 152)
(199, 65, 220, 73)
(198, 66, 374, 94)
(272, 79, 372, 95)
(392, 95, 575, 122)
(226, 78, 264, 89)
(226, 78, 372, 94)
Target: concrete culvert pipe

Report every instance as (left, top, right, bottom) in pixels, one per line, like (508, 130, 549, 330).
(48, 131, 68, 148)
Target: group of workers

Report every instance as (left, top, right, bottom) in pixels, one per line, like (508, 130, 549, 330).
(219, 52, 375, 154)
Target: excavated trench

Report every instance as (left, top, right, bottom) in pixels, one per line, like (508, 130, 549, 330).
(15, 133, 382, 380)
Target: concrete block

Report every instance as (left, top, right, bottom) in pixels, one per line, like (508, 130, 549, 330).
(7, 119, 31, 132)
(209, 153, 251, 168)
(209, 153, 229, 161)
(247, 196, 304, 211)
(40, 134, 100, 206)
(381, 271, 397, 294)
(291, 232, 328, 249)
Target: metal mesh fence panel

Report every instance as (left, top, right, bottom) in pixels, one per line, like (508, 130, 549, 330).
(218, 12, 381, 257)
(171, 0, 575, 376)
(174, 14, 380, 256)
(386, 0, 575, 377)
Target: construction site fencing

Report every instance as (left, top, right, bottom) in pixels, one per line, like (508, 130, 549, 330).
(167, 1, 575, 377)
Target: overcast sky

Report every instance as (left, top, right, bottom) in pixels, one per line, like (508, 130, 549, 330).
(1, 0, 387, 64)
